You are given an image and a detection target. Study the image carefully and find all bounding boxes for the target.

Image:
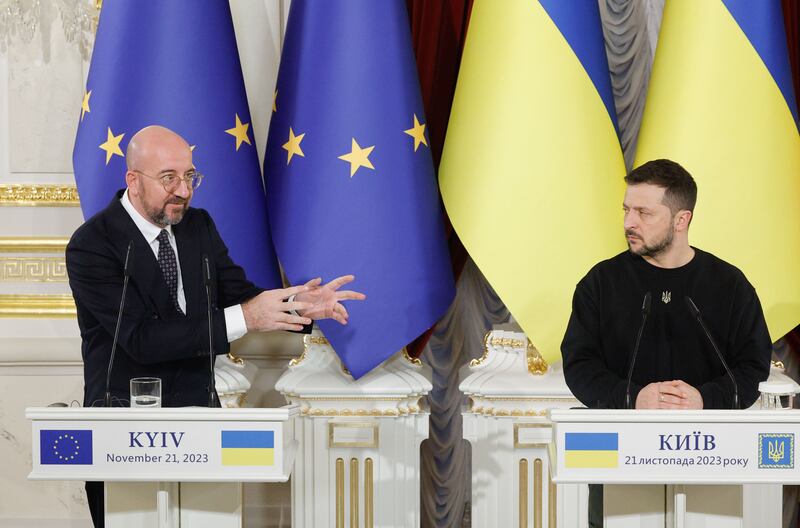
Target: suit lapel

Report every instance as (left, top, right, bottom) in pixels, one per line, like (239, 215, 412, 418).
(105, 192, 173, 316)
(173, 219, 201, 317)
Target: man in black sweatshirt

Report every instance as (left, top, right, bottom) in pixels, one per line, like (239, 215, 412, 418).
(562, 159, 772, 527)
(562, 159, 771, 411)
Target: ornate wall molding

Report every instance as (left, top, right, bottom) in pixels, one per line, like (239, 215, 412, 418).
(0, 237, 69, 253)
(0, 257, 68, 282)
(0, 184, 80, 206)
(0, 294, 76, 317)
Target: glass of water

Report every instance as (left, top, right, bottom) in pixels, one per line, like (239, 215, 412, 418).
(130, 377, 161, 408)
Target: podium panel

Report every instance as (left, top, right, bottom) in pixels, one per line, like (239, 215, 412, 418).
(550, 409, 800, 485)
(549, 409, 792, 527)
(27, 406, 298, 527)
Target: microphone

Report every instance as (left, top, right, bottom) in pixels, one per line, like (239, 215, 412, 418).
(105, 241, 134, 407)
(685, 296, 739, 409)
(202, 254, 218, 408)
(625, 292, 652, 409)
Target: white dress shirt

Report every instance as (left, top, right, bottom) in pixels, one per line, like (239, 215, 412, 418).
(120, 190, 247, 342)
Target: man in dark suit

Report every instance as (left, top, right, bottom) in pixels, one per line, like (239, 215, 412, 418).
(66, 125, 365, 527)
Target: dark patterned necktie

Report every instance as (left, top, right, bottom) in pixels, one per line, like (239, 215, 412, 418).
(156, 229, 183, 315)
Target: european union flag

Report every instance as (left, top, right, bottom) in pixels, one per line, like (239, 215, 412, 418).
(265, 1, 455, 378)
(40, 430, 93, 465)
(72, 1, 280, 288)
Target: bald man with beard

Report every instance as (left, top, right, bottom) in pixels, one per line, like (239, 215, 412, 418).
(66, 125, 364, 527)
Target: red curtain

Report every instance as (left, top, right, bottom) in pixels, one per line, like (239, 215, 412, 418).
(405, 0, 474, 357)
(783, 0, 800, 115)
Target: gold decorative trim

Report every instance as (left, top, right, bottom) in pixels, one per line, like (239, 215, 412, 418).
(336, 458, 345, 528)
(402, 348, 422, 366)
(470, 332, 492, 367)
(226, 352, 244, 365)
(0, 294, 76, 317)
(526, 339, 549, 375)
(365, 458, 373, 528)
(490, 336, 527, 348)
(772, 360, 785, 370)
(304, 408, 405, 417)
(548, 468, 557, 528)
(0, 237, 69, 253)
(519, 459, 528, 528)
(288, 349, 306, 367)
(306, 335, 329, 345)
(534, 458, 543, 528)
(329, 422, 379, 449)
(514, 423, 550, 449)
(293, 395, 409, 402)
(0, 257, 68, 282)
(0, 184, 80, 207)
(350, 458, 359, 528)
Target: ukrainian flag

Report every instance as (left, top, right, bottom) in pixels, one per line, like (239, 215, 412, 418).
(564, 432, 618, 469)
(221, 431, 274, 466)
(438, 0, 625, 364)
(635, 1, 800, 340)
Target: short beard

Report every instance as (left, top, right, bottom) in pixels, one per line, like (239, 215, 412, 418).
(137, 180, 188, 227)
(627, 227, 674, 258)
(146, 203, 187, 227)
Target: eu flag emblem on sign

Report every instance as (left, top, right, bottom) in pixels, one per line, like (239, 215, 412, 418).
(265, 0, 455, 378)
(40, 430, 93, 465)
(73, 1, 281, 288)
(759, 433, 794, 469)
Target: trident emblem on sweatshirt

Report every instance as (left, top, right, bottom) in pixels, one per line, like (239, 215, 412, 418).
(661, 291, 671, 304)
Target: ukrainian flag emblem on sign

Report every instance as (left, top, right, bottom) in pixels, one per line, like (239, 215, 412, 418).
(221, 431, 274, 466)
(565, 432, 618, 468)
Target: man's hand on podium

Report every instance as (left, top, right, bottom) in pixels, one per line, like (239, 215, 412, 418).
(636, 380, 703, 410)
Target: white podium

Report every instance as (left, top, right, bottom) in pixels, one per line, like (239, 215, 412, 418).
(549, 408, 795, 527)
(27, 405, 298, 527)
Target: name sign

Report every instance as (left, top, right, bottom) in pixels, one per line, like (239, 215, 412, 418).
(549, 409, 800, 485)
(27, 407, 297, 482)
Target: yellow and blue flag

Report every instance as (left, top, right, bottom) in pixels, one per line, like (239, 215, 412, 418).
(564, 432, 618, 469)
(40, 430, 93, 465)
(635, 0, 800, 341)
(221, 430, 274, 466)
(72, 1, 280, 288)
(439, 0, 626, 364)
(264, 1, 456, 378)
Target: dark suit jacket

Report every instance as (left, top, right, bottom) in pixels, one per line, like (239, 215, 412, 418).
(66, 190, 263, 407)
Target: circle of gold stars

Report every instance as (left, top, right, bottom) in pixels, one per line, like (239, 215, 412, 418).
(79, 81, 256, 165)
(52, 434, 81, 461)
(278, 113, 428, 178)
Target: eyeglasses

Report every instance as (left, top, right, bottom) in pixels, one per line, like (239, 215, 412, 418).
(132, 169, 204, 192)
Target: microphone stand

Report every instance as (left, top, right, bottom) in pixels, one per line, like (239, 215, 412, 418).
(105, 241, 134, 407)
(625, 291, 652, 409)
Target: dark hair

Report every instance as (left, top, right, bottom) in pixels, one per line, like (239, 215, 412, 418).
(625, 159, 697, 214)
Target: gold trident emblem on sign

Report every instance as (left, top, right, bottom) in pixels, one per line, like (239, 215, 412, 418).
(768, 440, 785, 463)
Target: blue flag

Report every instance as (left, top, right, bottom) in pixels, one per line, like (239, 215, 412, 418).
(73, 1, 280, 288)
(40, 430, 93, 465)
(265, 0, 456, 378)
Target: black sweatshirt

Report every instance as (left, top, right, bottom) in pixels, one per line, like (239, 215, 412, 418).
(561, 248, 771, 409)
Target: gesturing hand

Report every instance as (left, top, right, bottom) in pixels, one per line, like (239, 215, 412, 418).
(295, 275, 366, 325)
(242, 284, 313, 332)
